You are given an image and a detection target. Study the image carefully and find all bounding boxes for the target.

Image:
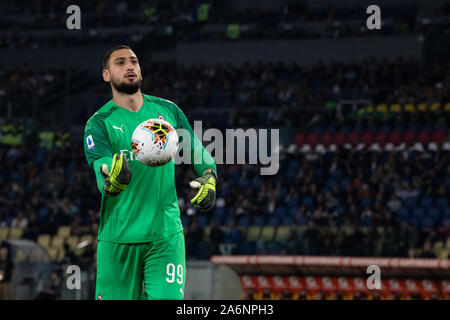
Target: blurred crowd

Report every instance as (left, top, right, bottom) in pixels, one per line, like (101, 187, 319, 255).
(70, 57, 450, 128)
(1, 0, 450, 48)
(0, 131, 449, 262)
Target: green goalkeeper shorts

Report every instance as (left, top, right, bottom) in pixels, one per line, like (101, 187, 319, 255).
(95, 230, 186, 300)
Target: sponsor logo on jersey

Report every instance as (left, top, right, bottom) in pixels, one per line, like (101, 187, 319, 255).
(86, 135, 95, 151)
(157, 112, 166, 121)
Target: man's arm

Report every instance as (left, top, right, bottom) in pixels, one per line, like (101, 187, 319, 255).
(172, 104, 217, 211)
(84, 117, 131, 196)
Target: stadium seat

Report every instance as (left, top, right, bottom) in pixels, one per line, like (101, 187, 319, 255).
(334, 132, 347, 146)
(404, 103, 415, 113)
(57, 226, 71, 238)
(254, 216, 266, 226)
(403, 131, 416, 146)
(439, 250, 449, 259)
(294, 132, 306, 147)
(404, 197, 418, 208)
(446, 238, 450, 250)
(66, 236, 79, 251)
(306, 132, 319, 146)
(421, 217, 434, 229)
(431, 131, 445, 144)
(389, 104, 402, 113)
(267, 216, 280, 227)
(374, 131, 387, 146)
(420, 196, 433, 208)
(416, 103, 427, 112)
(274, 226, 291, 242)
(396, 207, 409, 222)
(433, 241, 443, 257)
(202, 226, 211, 241)
(427, 207, 441, 223)
(47, 248, 59, 261)
(411, 208, 425, 218)
(80, 234, 94, 245)
(436, 197, 448, 209)
(9, 227, 23, 240)
(260, 226, 275, 241)
(37, 234, 51, 249)
(320, 132, 333, 147)
(388, 131, 402, 145)
(51, 236, 65, 250)
(361, 132, 374, 145)
(246, 226, 261, 242)
(430, 102, 441, 112)
(181, 215, 190, 227)
(197, 215, 209, 228)
(238, 216, 250, 227)
(0, 227, 9, 241)
(275, 206, 288, 218)
(281, 217, 294, 225)
(347, 131, 359, 146)
(376, 104, 388, 114)
(236, 242, 255, 255)
(417, 131, 431, 145)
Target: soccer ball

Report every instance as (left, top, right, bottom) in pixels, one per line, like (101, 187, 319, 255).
(131, 118, 179, 167)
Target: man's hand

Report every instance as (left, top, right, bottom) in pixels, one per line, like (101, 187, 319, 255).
(190, 168, 217, 212)
(100, 154, 132, 196)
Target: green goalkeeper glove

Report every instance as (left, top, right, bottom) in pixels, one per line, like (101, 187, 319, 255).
(190, 168, 217, 212)
(100, 154, 132, 196)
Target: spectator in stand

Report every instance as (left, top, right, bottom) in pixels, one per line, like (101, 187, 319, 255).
(208, 220, 224, 255)
(420, 240, 437, 258)
(0, 245, 13, 300)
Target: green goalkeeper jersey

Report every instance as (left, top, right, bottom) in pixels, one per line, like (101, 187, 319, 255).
(83, 93, 216, 243)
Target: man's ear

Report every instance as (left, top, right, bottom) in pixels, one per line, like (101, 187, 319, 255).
(102, 68, 110, 82)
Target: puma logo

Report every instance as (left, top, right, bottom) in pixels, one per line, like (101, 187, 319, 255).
(113, 124, 124, 133)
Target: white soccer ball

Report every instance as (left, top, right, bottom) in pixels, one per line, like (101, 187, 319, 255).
(131, 118, 179, 167)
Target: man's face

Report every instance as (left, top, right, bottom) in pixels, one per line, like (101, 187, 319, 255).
(103, 49, 143, 94)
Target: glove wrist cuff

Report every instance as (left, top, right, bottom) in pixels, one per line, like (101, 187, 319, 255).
(204, 168, 217, 183)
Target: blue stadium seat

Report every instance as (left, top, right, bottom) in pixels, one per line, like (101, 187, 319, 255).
(237, 242, 255, 255)
(181, 215, 190, 227)
(288, 207, 298, 216)
(408, 217, 421, 229)
(254, 216, 266, 226)
(297, 215, 309, 226)
(404, 197, 418, 208)
(282, 217, 294, 225)
(238, 216, 250, 227)
(302, 197, 314, 210)
(411, 207, 425, 218)
(361, 214, 372, 226)
(214, 207, 226, 217)
(436, 197, 448, 209)
(197, 215, 209, 227)
(275, 206, 288, 218)
(420, 196, 434, 208)
(267, 216, 280, 226)
(396, 207, 409, 222)
(421, 217, 434, 230)
(287, 197, 299, 209)
(427, 207, 441, 223)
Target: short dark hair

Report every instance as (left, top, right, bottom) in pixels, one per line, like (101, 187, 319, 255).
(103, 44, 132, 69)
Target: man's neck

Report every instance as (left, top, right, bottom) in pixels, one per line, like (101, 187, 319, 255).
(112, 90, 144, 112)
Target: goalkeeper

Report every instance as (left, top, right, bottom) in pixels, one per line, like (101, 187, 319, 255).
(83, 45, 217, 300)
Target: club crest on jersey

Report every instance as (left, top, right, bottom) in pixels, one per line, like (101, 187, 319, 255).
(157, 112, 166, 121)
(86, 135, 95, 151)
